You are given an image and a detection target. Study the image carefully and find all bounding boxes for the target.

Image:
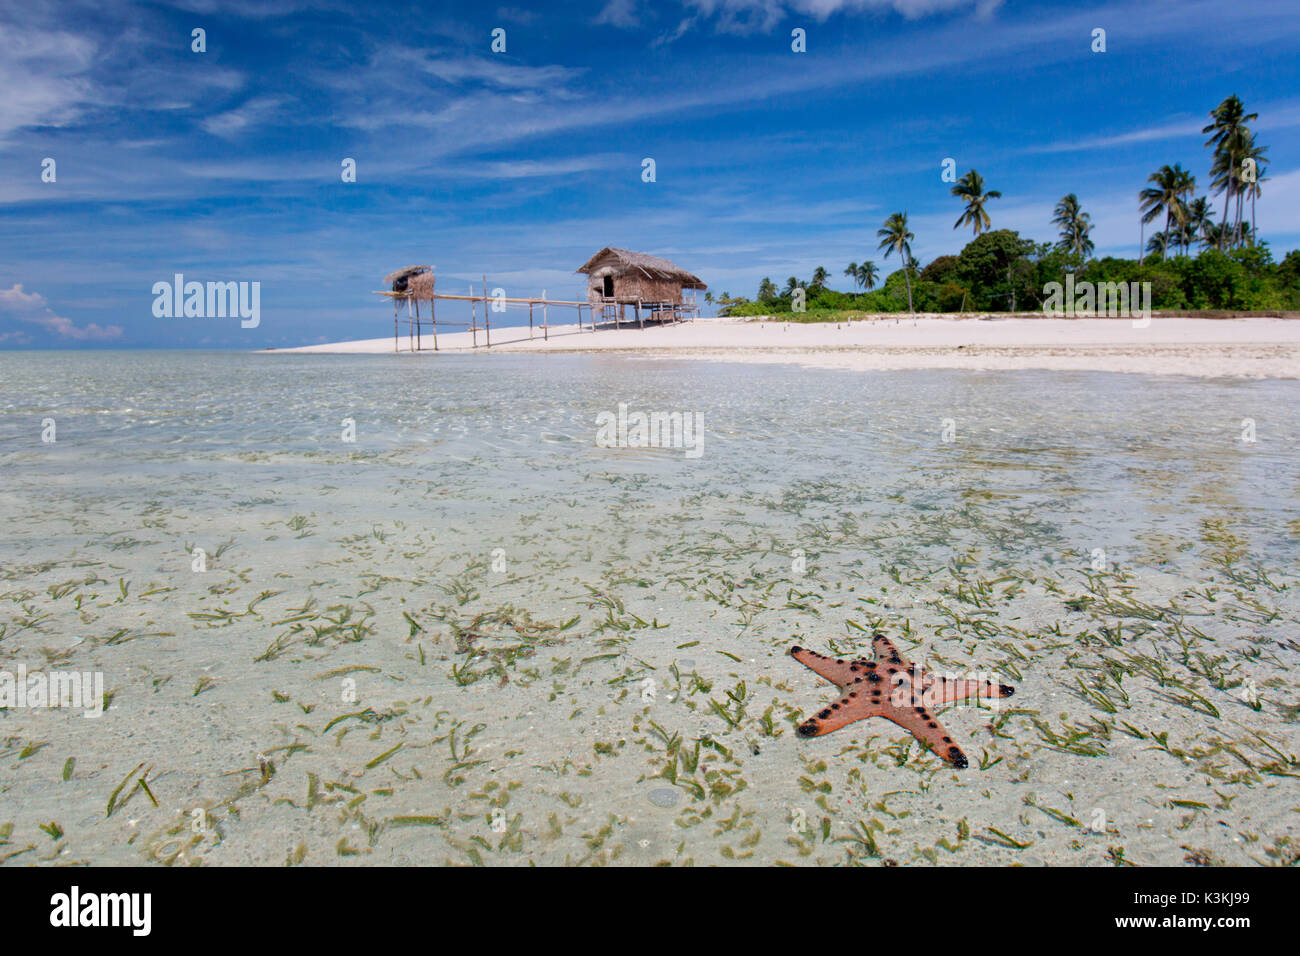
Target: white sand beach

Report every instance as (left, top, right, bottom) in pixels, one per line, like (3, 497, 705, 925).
(272, 316, 1300, 378)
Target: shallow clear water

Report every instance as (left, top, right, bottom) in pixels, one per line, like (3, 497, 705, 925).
(1, 351, 1296, 866)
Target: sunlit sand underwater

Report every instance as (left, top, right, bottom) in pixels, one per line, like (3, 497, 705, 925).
(1, 350, 1296, 866)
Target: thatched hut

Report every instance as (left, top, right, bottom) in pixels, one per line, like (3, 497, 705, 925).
(577, 248, 705, 323)
(385, 264, 434, 299)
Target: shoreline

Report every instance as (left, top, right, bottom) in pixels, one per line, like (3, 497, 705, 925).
(268, 316, 1300, 378)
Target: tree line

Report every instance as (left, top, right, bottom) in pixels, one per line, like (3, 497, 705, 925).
(709, 96, 1294, 317)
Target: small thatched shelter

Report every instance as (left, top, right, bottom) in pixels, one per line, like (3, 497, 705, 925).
(385, 265, 434, 299)
(577, 248, 705, 311)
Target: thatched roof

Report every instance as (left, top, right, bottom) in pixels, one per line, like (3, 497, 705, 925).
(384, 265, 431, 285)
(406, 271, 435, 299)
(576, 248, 706, 290)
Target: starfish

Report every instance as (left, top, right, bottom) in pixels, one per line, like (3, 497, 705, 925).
(790, 632, 1014, 769)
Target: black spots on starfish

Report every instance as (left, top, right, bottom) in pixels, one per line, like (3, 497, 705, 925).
(948, 747, 968, 769)
(942, 736, 952, 743)
(797, 720, 820, 738)
(867, 673, 882, 683)
(888, 667, 898, 674)
(790, 646, 803, 654)
(818, 710, 832, 719)
(864, 662, 877, 669)
(1000, 685, 1016, 697)
(849, 692, 858, 698)
(927, 721, 938, 728)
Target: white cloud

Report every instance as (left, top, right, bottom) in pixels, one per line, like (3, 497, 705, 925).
(0, 23, 96, 138)
(415, 55, 584, 91)
(0, 284, 122, 340)
(200, 96, 288, 137)
(166, 0, 327, 17)
(1031, 101, 1300, 155)
(441, 155, 621, 179)
(595, 0, 642, 29)
(496, 6, 540, 24)
(682, 0, 998, 33)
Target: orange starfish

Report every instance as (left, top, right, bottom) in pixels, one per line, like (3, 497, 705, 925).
(790, 633, 1014, 769)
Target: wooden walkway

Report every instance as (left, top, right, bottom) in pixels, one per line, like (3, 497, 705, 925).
(374, 279, 698, 352)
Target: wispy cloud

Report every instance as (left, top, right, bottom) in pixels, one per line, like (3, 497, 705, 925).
(201, 95, 289, 137)
(596, 0, 642, 29)
(0, 23, 96, 138)
(442, 155, 622, 179)
(1031, 101, 1300, 154)
(681, 0, 1000, 34)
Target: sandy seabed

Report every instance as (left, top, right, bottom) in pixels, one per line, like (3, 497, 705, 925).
(3, 348, 1296, 867)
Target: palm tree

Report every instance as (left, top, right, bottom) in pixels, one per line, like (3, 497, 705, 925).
(1052, 194, 1094, 258)
(1239, 131, 1268, 246)
(1139, 164, 1191, 263)
(1158, 166, 1197, 257)
(1210, 130, 1259, 249)
(1203, 95, 1258, 249)
(1201, 220, 1227, 250)
(1145, 231, 1172, 260)
(1183, 197, 1213, 251)
(843, 262, 859, 289)
(783, 276, 800, 296)
(877, 212, 915, 320)
(857, 261, 878, 291)
(811, 266, 829, 289)
(951, 169, 1001, 235)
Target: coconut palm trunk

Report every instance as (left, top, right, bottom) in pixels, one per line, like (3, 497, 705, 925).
(1219, 185, 1230, 250)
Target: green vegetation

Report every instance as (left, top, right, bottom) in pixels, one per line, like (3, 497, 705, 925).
(721, 95, 1293, 318)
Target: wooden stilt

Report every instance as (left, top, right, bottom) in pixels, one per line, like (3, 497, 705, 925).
(393, 298, 399, 352)
(471, 284, 477, 348)
(483, 275, 491, 348)
(431, 292, 438, 351)
(407, 296, 414, 352)
(529, 300, 534, 339)
(543, 289, 548, 342)
(636, 298, 644, 330)
(414, 298, 421, 351)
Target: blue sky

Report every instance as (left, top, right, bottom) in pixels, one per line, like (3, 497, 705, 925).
(2, 0, 1298, 348)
